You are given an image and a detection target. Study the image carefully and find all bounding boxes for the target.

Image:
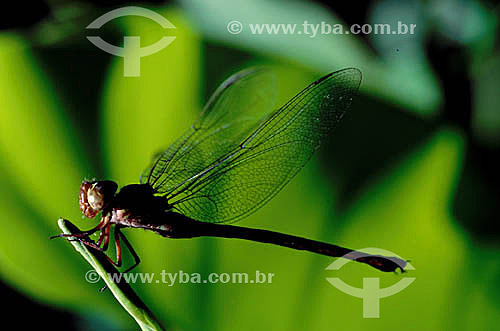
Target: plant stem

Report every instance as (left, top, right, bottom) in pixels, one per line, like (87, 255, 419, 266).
(57, 218, 164, 331)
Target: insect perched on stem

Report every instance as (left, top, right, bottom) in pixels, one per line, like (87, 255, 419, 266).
(52, 67, 407, 277)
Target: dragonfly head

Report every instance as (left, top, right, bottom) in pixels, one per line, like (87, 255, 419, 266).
(79, 180, 118, 218)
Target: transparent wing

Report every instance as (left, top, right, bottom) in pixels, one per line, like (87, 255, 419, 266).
(162, 68, 362, 223)
(140, 67, 277, 193)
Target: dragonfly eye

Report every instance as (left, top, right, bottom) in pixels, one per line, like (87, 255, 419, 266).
(79, 180, 118, 218)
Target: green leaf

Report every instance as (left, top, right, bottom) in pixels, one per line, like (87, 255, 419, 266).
(0, 34, 116, 315)
(180, 0, 441, 115)
(0, 34, 90, 223)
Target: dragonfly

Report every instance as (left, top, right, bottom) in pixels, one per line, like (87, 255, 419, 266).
(52, 67, 406, 276)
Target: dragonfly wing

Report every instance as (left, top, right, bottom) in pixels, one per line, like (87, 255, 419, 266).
(140, 67, 277, 193)
(169, 68, 362, 223)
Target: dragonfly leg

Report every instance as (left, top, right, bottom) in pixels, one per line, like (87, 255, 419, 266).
(96, 227, 106, 247)
(53, 217, 114, 257)
(78, 237, 106, 252)
(101, 225, 123, 268)
(50, 217, 107, 240)
(101, 224, 111, 252)
(81, 223, 111, 252)
(113, 226, 123, 268)
(117, 227, 141, 274)
(99, 227, 140, 292)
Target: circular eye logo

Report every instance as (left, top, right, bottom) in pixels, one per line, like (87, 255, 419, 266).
(86, 6, 176, 77)
(325, 247, 415, 318)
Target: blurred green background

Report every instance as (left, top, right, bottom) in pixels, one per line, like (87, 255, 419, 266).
(1, 0, 499, 330)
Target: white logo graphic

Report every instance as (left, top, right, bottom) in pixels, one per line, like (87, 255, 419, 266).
(86, 6, 176, 77)
(326, 248, 415, 318)
(227, 21, 243, 34)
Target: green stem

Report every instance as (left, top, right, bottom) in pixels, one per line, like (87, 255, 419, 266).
(57, 218, 164, 331)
